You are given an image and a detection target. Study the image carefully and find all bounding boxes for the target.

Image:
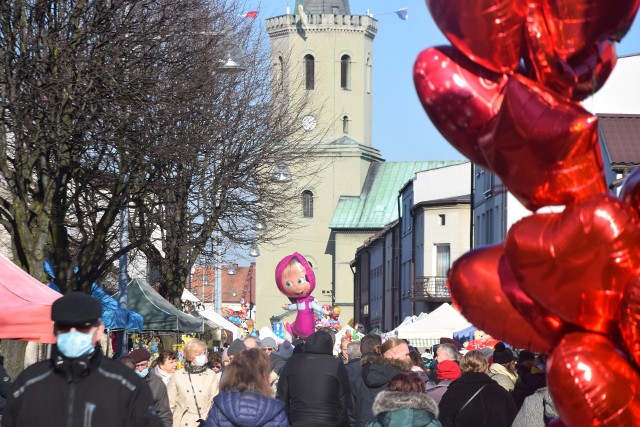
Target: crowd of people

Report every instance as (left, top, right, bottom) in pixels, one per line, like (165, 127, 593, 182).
(0, 292, 557, 427)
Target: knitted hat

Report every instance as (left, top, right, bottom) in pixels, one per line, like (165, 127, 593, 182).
(275, 340, 294, 359)
(260, 337, 277, 350)
(227, 339, 246, 356)
(128, 349, 150, 364)
(437, 360, 461, 381)
(518, 350, 535, 363)
(492, 342, 516, 364)
(51, 292, 102, 324)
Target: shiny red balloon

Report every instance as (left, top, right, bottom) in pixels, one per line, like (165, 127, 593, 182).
(540, 0, 640, 59)
(547, 332, 640, 426)
(619, 168, 640, 216)
(620, 275, 640, 368)
(498, 255, 572, 346)
(414, 46, 508, 169)
(524, 3, 617, 101)
(480, 74, 606, 211)
(505, 194, 640, 335)
(447, 244, 554, 352)
(426, 0, 527, 73)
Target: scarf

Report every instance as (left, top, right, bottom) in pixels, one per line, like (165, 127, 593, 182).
(184, 361, 208, 374)
(153, 365, 173, 385)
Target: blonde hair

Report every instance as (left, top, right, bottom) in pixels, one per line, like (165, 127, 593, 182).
(184, 339, 207, 362)
(460, 350, 488, 373)
(379, 337, 406, 357)
(282, 259, 305, 283)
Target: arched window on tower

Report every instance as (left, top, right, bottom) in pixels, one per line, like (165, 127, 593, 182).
(304, 54, 315, 90)
(366, 54, 372, 94)
(341, 55, 351, 90)
(278, 55, 284, 87)
(302, 190, 314, 218)
(343, 115, 349, 134)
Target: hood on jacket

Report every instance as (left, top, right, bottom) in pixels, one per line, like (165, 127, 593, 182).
(304, 330, 333, 355)
(213, 391, 285, 427)
(372, 391, 439, 418)
(361, 355, 412, 389)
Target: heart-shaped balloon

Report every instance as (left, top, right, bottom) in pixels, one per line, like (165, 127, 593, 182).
(481, 74, 606, 211)
(414, 46, 508, 170)
(620, 275, 640, 367)
(540, 0, 640, 60)
(524, 3, 617, 101)
(547, 332, 640, 426)
(447, 244, 554, 352)
(505, 194, 640, 335)
(426, 0, 528, 73)
(498, 254, 572, 346)
(619, 168, 640, 217)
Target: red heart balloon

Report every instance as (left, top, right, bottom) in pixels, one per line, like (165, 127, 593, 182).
(505, 194, 640, 335)
(524, 3, 617, 101)
(547, 332, 640, 426)
(619, 168, 640, 217)
(447, 244, 554, 352)
(426, 0, 528, 73)
(541, 0, 640, 60)
(620, 275, 640, 368)
(481, 74, 606, 211)
(498, 254, 572, 346)
(414, 46, 508, 170)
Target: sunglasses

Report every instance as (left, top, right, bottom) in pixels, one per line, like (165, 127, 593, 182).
(262, 347, 274, 351)
(56, 322, 98, 334)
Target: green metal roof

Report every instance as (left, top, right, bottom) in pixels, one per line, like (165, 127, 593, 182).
(330, 161, 465, 229)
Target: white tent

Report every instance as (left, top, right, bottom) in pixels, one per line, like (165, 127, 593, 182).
(197, 309, 242, 339)
(397, 303, 471, 341)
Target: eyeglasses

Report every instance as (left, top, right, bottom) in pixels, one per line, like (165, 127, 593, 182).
(262, 347, 274, 352)
(135, 361, 149, 368)
(56, 322, 98, 334)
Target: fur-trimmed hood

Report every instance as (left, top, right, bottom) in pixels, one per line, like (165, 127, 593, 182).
(360, 355, 412, 389)
(372, 391, 439, 418)
(361, 355, 412, 370)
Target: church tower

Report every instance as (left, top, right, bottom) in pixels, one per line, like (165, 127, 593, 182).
(254, 1, 383, 331)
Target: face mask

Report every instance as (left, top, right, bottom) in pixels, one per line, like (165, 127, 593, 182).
(57, 330, 95, 359)
(194, 355, 208, 367)
(136, 368, 149, 378)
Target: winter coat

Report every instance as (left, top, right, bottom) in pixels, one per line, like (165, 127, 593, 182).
(204, 390, 289, 427)
(351, 355, 412, 427)
(488, 363, 517, 392)
(276, 331, 350, 426)
(366, 391, 442, 427)
(168, 367, 220, 427)
(511, 387, 558, 427)
(0, 355, 12, 416)
(438, 371, 517, 427)
(146, 372, 173, 427)
(2, 346, 161, 427)
(425, 379, 453, 405)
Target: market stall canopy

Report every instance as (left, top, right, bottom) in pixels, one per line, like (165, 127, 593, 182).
(197, 309, 242, 339)
(397, 303, 472, 341)
(92, 284, 143, 332)
(114, 279, 204, 332)
(0, 254, 62, 343)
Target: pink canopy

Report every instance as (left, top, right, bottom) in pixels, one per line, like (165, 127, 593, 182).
(0, 253, 61, 343)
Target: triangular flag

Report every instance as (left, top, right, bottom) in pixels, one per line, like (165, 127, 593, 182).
(295, 0, 308, 27)
(242, 10, 257, 18)
(395, 8, 408, 21)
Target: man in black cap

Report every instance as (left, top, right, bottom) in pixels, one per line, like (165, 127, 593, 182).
(2, 292, 162, 427)
(128, 349, 172, 427)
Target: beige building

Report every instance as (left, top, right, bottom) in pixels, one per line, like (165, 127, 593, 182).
(255, 1, 384, 329)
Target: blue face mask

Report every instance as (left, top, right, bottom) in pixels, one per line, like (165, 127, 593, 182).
(57, 330, 96, 359)
(136, 368, 149, 378)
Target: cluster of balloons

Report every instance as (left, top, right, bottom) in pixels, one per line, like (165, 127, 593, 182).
(414, 1, 640, 425)
(316, 304, 342, 332)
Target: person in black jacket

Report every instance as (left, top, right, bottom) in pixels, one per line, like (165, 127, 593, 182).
(2, 292, 161, 427)
(277, 330, 350, 426)
(129, 348, 173, 427)
(0, 352, 13, 421)
(352, 337, 413, 427)
(438, 350, 517, 427)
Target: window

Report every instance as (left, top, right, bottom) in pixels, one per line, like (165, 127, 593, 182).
(439, 214, 446, 225)
(435, 244, 450, 277)
(342, 115, 349, 133)
(278, 55, 284, 87)
(304, 54, 315, 90)
(302, 190, 314, 217)
(366, 54, 371, 94)
(341, 55, 351, 89)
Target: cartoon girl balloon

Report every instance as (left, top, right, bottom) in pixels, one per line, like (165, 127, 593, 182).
(275, 252, 327, 339)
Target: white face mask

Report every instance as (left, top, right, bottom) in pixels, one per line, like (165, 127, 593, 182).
(194, 354, 208, 367)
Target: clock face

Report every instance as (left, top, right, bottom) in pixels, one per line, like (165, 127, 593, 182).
(302, 115, 317, 131)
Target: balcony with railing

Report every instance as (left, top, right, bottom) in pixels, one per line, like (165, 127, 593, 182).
(413, 276, 451, 302)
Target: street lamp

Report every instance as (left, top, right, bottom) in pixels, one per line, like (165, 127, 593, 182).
(249, 245, 260, 257)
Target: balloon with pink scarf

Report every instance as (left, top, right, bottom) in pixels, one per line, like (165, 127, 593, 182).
(275, 252, 328, 339)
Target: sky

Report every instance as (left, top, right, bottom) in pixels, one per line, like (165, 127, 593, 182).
(248, 0, 640, 162)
